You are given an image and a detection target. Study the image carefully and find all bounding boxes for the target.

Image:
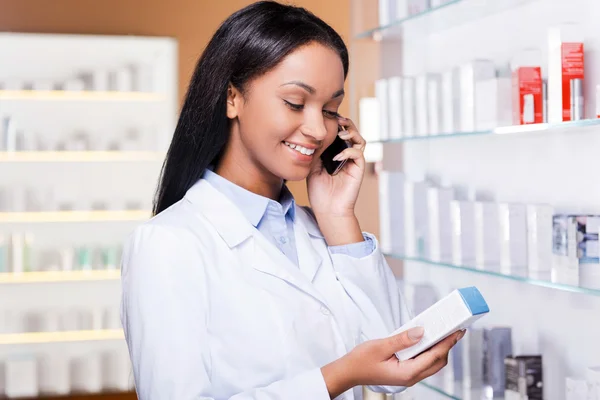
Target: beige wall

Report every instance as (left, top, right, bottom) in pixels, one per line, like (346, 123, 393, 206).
(0, 0, 383, 241)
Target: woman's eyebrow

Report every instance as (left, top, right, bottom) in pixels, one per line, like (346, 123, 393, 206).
(281, 80, 345, 99)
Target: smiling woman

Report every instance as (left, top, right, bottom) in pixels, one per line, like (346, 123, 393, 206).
(120, 2, 463, 400)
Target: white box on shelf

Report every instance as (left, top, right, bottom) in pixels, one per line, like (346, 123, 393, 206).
(413, 181, 430, 259)
(476, 202, 501, 272)
(102, 349, 133, 391)
(403, 181, 416, 257)
(379, 0, 397, 27)
(359, 97, 382, 162)
(499, 203, 528, 276)
(71, 353, 102, 393)
(390, 287, 489, 361)
(459, 60, 496, 132)
(527, 204, 554, 276)
(5, 357, 38, 398)
(566, 377, 588, 400)
(38, 355, 70, 396)
(388, 76, 404, 139)
(415, 74, 429, 136)
(427, 74, 443, 135)
(378, 171, 406, 255)
(475, 74, 512, 130)
(402, 77, 416, 136)
(586, 366, 600, 400)
(428, 186, 454, 264)
(451, 201, 477, 268)
(396, 0, 409, 20)
(376, 78, 390, 141)
(441, 68, 460, 134)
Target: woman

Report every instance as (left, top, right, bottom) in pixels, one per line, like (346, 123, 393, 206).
(120, 2, 464, 399)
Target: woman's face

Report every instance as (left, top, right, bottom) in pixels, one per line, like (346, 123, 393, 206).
(228, 42, 345, 182)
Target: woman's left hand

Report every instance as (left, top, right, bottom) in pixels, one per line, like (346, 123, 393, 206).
(307, 116, 366, 219)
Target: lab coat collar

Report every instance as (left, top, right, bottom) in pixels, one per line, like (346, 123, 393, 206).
(186, 178, 328, 303)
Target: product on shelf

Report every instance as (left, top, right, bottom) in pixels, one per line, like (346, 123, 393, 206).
(402, 77, 416, 136)
(475, 65, 512, 130)
(441, 67, 461, 134)
(548, 24, 585, 122)
(427, 74, 443, 135)
(427, 185, 454, 263)
(552, 215, 600, 288)
(505, 355, 543, 400)
(4, 356, 38, 398)
(378, 171, 406, 255)
(499, 203, 528, 277)
(391, 287, 489, 361)
(408, 0, 431, 15)
(415, 74, 429, 136)
(483, 327, 513, 398)
(587, 366, 600, 400)
(527, 204, 554, 279)
(387, 76, 404, 139)
(566, 376, 588, 400)
(375, 78, 390, 141)
(459, 60, 496, 132)
(511, 49, 544, 125)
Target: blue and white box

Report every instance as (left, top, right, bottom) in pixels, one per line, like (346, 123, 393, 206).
(390, 287, 489, 361)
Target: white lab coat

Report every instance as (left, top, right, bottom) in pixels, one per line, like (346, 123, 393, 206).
(120, 178, 404, 400)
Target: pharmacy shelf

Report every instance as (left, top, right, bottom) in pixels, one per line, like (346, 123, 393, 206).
(355, 0, 534, 39)
(370, 119, 600, 143)
(0, 210, 151, 224)
(0, 151, 164, 163)
(385, 253, 600, 296)
(0, 270, 120, 284)
(418, 382, 490, 400)
(0, 329, 124, 345)
(0, 90, 165, 102)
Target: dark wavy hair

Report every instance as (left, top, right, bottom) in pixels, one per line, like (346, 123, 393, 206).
(153, 0, 349, 215)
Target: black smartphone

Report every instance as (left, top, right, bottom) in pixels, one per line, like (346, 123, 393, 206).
(320, 126, 352, 175)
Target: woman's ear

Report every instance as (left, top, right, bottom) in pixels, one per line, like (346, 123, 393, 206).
(226, 83, 241, 119)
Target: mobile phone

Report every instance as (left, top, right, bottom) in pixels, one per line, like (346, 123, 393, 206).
(320, 126, 352, 175)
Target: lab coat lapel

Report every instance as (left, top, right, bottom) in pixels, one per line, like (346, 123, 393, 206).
(186, 179, 326, 306)
(293, 206, 324, 283)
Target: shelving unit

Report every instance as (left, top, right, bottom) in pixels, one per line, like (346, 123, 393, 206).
(350, 0, 600, 399)
(0, 151, 164, 163)
(0, 32, 178, 397)
(0, 329, 124, 346)
(0, 270, 120, 284)
(0, 210, 151, 224)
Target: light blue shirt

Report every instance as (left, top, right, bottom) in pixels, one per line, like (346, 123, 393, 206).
(202, 168, 374, 268)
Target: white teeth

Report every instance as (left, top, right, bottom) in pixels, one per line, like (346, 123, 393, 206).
(284, 142, 315, 156)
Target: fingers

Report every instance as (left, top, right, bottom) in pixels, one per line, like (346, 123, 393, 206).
(337, 116, 366, 152)
(385, 327, 424, 354)
(403, 330, 464, 375)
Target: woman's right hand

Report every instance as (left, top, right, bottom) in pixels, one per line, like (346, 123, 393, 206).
(321, 327, 465, 398)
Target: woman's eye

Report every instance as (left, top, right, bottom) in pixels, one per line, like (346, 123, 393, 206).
(323, 110, 339, 119)
(284, 100, 304, 111)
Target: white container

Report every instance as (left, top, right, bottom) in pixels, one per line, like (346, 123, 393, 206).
(375, 78, 390, 141)
(388, 77, 404, 139)
(415, 74, 429, 136)
(427, 74, 443, 135)
(459, 60, 496, 132)
(402, 77, 416, 136)
(5, 357, 38, 398)
(378, 171, 406, 255)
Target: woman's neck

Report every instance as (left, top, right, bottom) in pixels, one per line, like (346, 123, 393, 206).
(215, 152, 283, 201)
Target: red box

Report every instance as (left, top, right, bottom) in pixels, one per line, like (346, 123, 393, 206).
(560, 42, 584, 121)
(512, 67, 543, 125)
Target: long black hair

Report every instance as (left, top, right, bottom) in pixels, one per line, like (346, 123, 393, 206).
(153, 0, 349, 215)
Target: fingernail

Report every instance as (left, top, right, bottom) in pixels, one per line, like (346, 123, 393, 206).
(457, 330, 466, 340)
(337, 115, 347, 120)
(332, 154, 343, 161)
(407, 327, 424, 342)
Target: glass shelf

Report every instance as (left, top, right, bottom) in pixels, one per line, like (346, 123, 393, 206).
(418, 381, 493, 400)
(0, 210, 151, 224)
(0, 270, 120, 284)
(0, 329, 124, 345)
(0, 90, 165, 102)
(0, 151, 164, 163)
(355, 0, 534, 40)
(385, 253, 600, 296)
(369, 119, 600, 144)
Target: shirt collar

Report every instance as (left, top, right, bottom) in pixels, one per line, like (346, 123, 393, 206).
(202, 168, 296, 227)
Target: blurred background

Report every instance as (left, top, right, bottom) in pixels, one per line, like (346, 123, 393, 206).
(0, 0, 599, 399)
